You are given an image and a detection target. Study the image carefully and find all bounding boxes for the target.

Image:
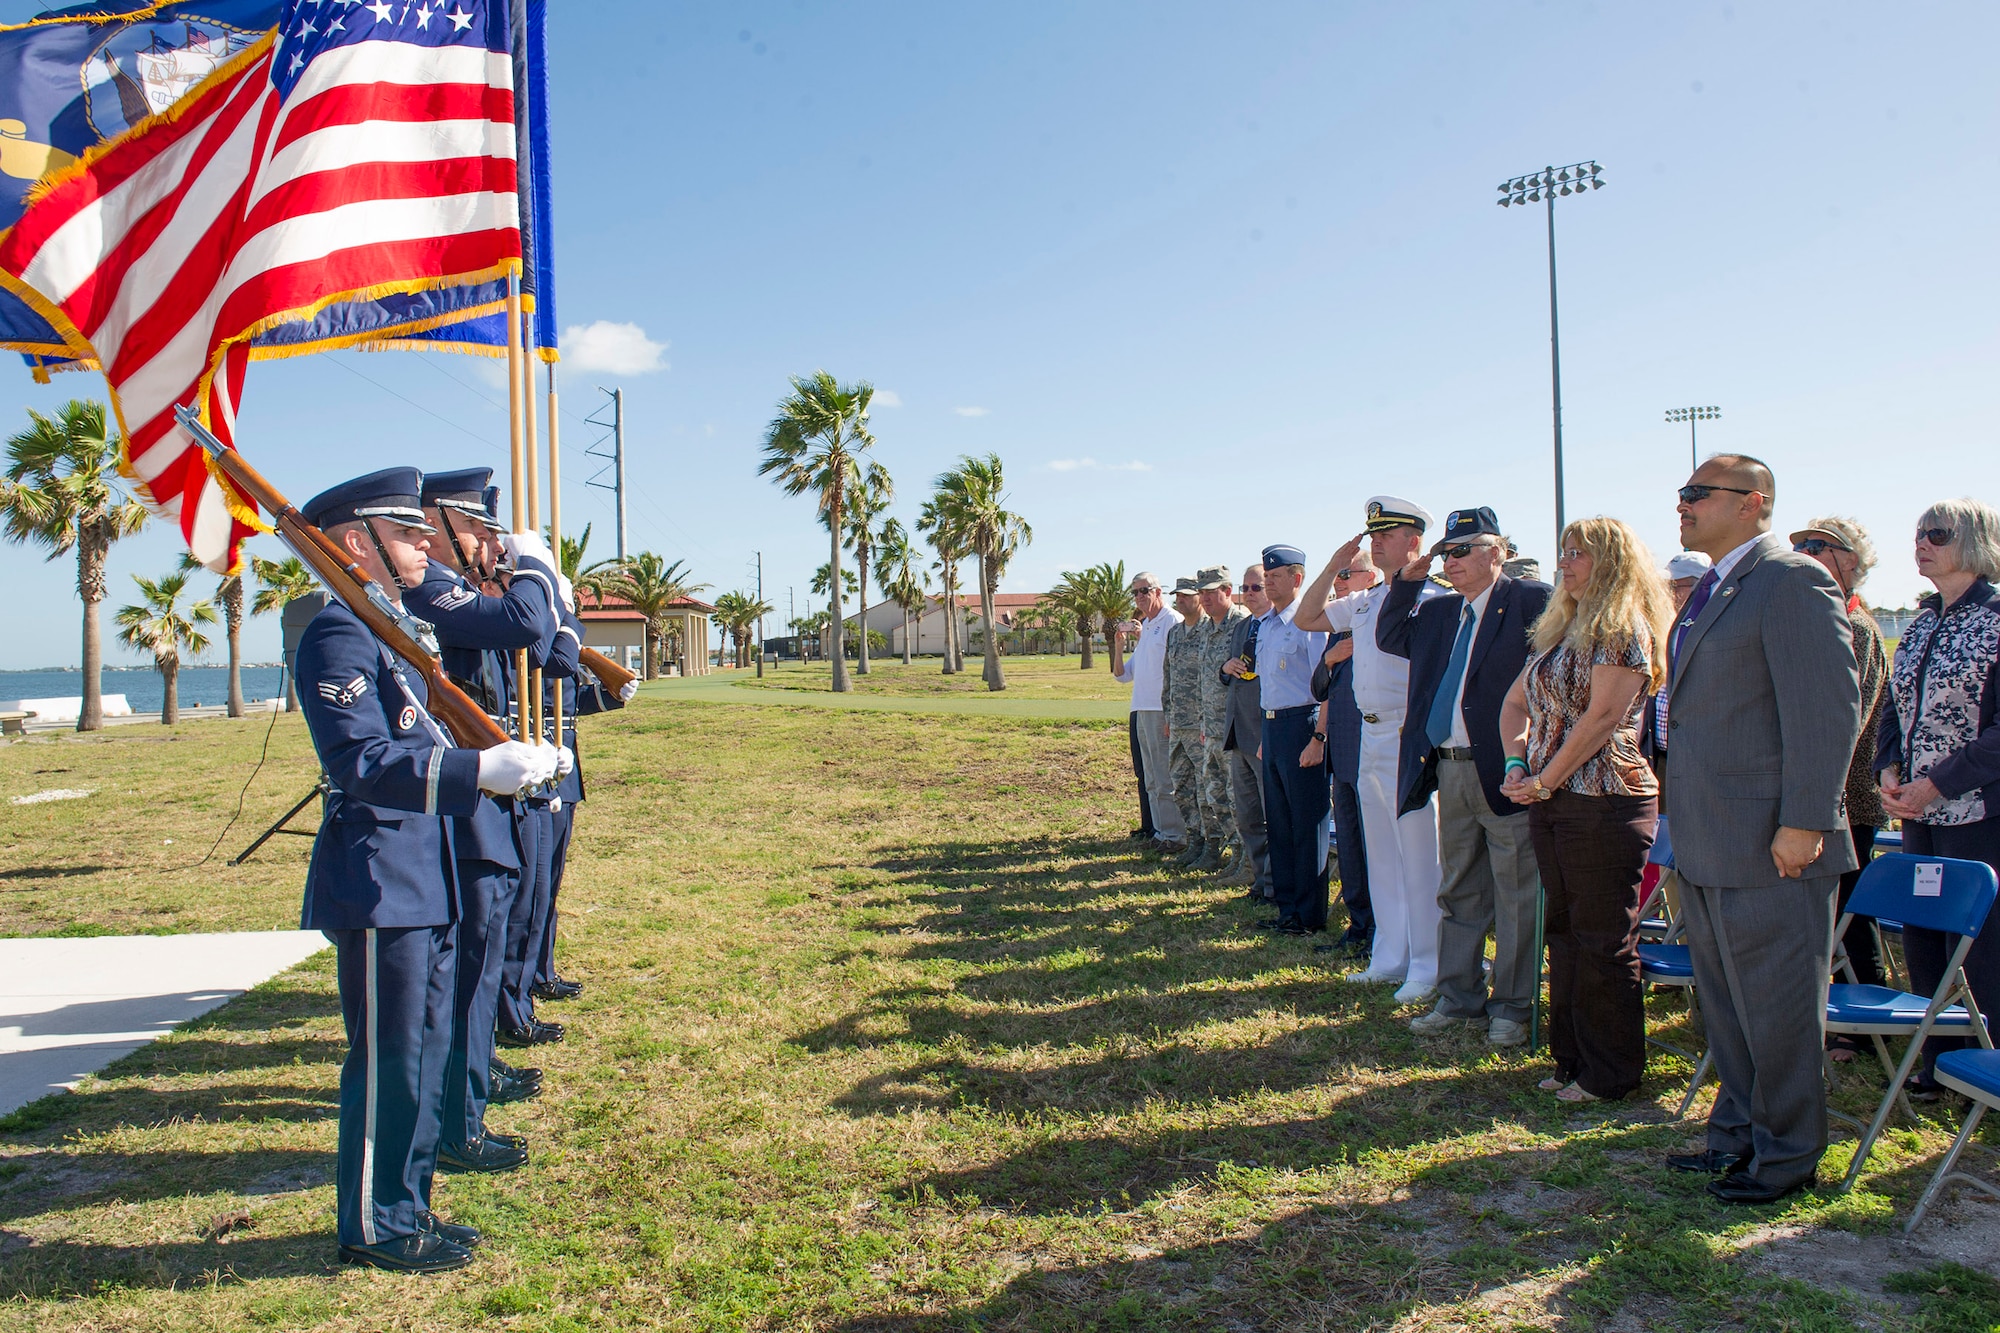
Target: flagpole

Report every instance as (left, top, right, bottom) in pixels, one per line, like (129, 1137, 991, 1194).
(504, 271, 531, 741)
(546, 360, 563, 761)
(521, 295, 544, 746)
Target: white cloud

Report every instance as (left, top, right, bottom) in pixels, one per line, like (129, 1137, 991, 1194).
(953, 405, 989, 417)
(873, 389, 902, 407)
(1047, 457, 1152, 473)
(560, 320, 669, 375)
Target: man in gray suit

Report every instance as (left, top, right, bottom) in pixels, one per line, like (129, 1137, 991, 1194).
(1220, 563, 1274, 899)
(1663, 453, 1861, 1205)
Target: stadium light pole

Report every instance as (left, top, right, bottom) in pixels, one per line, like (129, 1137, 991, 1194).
(1665, 405, 1721, 473)
(1498, 160, 1604, 550)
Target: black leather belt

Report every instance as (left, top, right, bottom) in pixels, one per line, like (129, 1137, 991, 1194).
(1438, 745, 1475, 761)
(1263, 704, 1317, 720)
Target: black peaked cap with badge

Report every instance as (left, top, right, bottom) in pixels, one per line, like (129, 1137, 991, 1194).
(1431, 506, 1503, 552)
(302, 467, 434, 532)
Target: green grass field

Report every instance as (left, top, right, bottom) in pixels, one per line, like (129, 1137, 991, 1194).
(1, 694, 1997, 1331)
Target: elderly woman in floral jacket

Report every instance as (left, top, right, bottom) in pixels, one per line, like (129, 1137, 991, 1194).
(1878, 498, 2000, 1096)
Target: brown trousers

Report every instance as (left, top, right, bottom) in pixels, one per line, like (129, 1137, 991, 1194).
(1528, 789, 1659, 1099)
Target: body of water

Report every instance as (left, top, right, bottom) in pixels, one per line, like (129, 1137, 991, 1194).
(0, 665, 287, 715)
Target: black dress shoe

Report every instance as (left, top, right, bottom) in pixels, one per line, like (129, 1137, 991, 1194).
(437, 1135, 529, 1173)
(418, 1210, 482, 1248)
(1665, 1148, 1752, 1175)
(482, 1129, 527, 1150)
(1129, 827, 1152, 841)
(1707, 1170, 1810, 1206)
(490, 1058, 540, 1083)
(496, 1020, 564, 1048)
(488, 1070, 542, 1106)
(1276, 917, 1309, 935)
(338, 1231, 473, 1273)
(1255, 917, 1285, 930)
(531, 975, 584, 1001)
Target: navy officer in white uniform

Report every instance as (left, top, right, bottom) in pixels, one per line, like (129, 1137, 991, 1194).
(1296, 497, 1445, 1004)
(294, 467, 556, 1273)
(1237, 543, 1330, 934)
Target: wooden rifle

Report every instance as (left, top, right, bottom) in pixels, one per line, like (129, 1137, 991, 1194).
(175, 405, 511, 749)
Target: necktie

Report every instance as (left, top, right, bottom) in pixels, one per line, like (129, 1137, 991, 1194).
(1425, 604, 1477, 748)
(1669, 569, 1721, 673)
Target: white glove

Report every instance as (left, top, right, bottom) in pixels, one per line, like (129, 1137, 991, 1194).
(477, 741, 554, 794)
(555, 745, 575, 778)
(618, 680, 639, 702)
(499, 531, 558, 573)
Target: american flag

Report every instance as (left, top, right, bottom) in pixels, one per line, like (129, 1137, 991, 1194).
(0, 1, 523, 572)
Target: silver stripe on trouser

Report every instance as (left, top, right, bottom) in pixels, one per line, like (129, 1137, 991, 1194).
(360, 928, 380, 1246)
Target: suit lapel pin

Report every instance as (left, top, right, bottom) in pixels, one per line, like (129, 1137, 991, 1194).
(1721, 587, 1736, 597)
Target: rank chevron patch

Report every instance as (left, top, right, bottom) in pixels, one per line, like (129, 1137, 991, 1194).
(318, 675, 369, 708)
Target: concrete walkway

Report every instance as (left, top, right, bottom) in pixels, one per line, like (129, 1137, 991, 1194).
(642, 673, 1129, 721)
(0, 931, 329, 1116)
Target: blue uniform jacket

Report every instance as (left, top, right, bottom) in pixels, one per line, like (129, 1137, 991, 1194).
(1377, 572, 1552, 817)
(296, 600, 483, 930)
(404, 557, 561, 866)
(536, 600, 626, 803)
(1325, 632, 1364, 787)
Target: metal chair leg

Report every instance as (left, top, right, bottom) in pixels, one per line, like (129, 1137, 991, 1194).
(1905, 1102, 1989, 1232)
(1841, 1029, 1940, 1193)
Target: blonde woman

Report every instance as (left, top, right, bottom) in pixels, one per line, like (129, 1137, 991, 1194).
(1499, 518, 1673, 1103)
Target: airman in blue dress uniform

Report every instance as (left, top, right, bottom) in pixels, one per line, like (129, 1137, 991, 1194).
(294, 468, 556, 1273)
(403, 467, 563, 1174)
(1251, 543, 1331, 934)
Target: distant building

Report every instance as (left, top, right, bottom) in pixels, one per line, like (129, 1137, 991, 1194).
(576, 592, 716, 677)
(847, 592, 1050, 657)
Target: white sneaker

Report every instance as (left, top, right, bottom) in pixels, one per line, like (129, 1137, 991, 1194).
(1487, 1017, 1529, 1047)
(1409, 1006, 1473, 1035)
(1344, 969, 1402, 985)
(1393, 981, 1438, 1006)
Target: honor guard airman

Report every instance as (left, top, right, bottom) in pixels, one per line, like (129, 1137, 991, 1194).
(1252, 544, 1330, 933)
(1162, 576, 1208, 862)
(294, 468, 556, 1273)
(1194, 564, 1248, 876)
(403, 467, 563, 1174)
(530, 592, 636, 1002)
(1297, 497, 1445, 1003)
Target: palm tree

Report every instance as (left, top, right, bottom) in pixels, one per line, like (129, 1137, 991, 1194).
(1052, 561, 1129, 670)
(758, 372, 880, 693)
(877, 519, 928, 666)
(612, 552, 708, 679)
(933, 454, 1032, 692)
(250, 554, 318, 709)
(114, 570, 217, 725)
(840, 466, 894, 675)
(916, 494, 967, 675)
(1, 399, 150, 731)
(178, 552, 247, 716)
(549, 521, 625, 608)
(711, 590, 773, 668)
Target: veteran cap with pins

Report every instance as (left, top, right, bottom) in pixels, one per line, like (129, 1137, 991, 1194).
(1430, 506, 1503, 553)
(1364, 495, 1434, 533)
(302, 467, 435, 532)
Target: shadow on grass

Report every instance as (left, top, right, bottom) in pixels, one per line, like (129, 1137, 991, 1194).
(0, 1231, 339, 1301)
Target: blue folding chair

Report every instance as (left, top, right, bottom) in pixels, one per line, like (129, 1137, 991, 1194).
(1827, 853, 1997, 1193)
(1636, 821, 1710, 1115)
(1638, 816, 1678, 942)
(1869, 828, 1908, 990)
(1905, 1049, 2000, 1230)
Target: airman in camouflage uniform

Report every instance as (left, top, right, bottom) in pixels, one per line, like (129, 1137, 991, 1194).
(1196, 565, 1250, 876)
(1162, 577, 1207, 860)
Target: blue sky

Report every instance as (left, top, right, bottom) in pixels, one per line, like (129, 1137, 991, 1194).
(3, 1, 1996, 669)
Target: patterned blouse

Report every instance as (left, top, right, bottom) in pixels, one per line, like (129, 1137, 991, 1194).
(1523, 629, 1658, 798)
(1887, 582, 2000, 826)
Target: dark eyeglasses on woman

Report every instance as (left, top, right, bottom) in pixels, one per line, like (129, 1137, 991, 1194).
(1678, 483, 1759, 504)
(1917, 528, 1956, 547)
(1794, 538, 1849, 556)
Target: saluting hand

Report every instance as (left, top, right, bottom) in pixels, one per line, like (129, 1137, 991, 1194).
(1329, 531, 1366, 573)
(1399, 551, 1435, 582)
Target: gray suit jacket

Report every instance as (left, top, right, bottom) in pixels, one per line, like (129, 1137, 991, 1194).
(1222, 612, 1262, 752)
(1664, 534, 1862, 887)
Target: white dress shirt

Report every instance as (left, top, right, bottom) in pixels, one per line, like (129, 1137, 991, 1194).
(1444, 582, 1497, 749)
(1115, 607, 1181, 712)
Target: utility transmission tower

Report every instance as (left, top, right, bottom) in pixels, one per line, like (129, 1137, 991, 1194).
(584, 387, 627, 559)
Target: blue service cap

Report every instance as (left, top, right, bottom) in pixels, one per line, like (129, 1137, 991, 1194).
(1432, 506, 1503, 551)
(483, 485, 502, 523)
(422, 467, 504, 529)
(301, 467, 434, 532)
(1262, 544, 1308, 569)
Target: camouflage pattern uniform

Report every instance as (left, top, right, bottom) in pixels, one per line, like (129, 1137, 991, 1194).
(1163, 614, 1206, 841)
(1198, 602, 1250, 851)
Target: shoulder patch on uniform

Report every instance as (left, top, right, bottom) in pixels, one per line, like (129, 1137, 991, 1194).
(318, 674, 369, 707)
(433, 586, 479, 611)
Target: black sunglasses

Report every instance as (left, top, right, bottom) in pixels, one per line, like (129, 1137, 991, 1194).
(1441, 541, 1497, 559)
(1917, 527, 1957, 547)
(1794, 538, 1849, 556)
(1678, 483, 1759, 504)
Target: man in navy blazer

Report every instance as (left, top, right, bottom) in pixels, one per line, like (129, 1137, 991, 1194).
(295, 468, 556, 1273)
(1377, 507, 1552, 1046)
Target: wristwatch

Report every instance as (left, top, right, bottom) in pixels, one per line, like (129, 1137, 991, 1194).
(1312, 731, 1327, 743)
